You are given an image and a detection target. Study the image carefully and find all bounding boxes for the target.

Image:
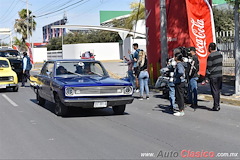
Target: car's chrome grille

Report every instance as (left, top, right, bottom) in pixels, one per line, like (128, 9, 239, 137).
(0, 76, 12, 82)
(73, 86, 123, 95)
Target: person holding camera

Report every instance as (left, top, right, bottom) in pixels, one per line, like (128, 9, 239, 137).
(188, 47, 199, 110)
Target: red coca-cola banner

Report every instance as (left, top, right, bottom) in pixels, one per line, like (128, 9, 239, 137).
(185, 0, 216, 76)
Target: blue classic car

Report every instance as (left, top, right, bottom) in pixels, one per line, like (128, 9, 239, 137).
(31, 59, 134, 116)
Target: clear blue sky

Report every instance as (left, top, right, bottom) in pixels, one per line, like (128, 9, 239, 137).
(0, 0, 136, 43)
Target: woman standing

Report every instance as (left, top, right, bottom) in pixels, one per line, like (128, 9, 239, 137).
(137, 50, 149, 100)
(173, 52, 186, 116)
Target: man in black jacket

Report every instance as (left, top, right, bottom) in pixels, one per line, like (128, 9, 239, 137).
(188, 47, 199, 110)
(206, 43, 223, 111)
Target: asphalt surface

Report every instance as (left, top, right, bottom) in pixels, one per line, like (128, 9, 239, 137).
(0, 85, 240, 159)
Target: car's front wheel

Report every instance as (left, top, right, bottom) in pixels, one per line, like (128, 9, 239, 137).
(112, 105, 126, 115)
(54, 95, 68, 116)
(36, 90, 45, 106)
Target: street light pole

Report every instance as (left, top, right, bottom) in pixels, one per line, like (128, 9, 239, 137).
(160, 0, 168, 68)
(234, 0, 240, 95)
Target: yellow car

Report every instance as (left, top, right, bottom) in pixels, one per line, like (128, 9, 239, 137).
(0, 57, 19, 92)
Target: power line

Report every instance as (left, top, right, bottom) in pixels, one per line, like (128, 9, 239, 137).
(0, 3, 25, 25)
(0, 0, 17, 20)
(36, 0, 86, 18)
(34, 0, 75, 15)
(37, 0, 90, 20)
(0, 0, 20, 22)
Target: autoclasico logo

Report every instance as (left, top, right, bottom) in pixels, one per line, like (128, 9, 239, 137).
(157, 150, 215, 158)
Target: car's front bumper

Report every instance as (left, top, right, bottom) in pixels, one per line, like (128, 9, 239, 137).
(63, 96, 134, 108)
(0, 83, 18, 89)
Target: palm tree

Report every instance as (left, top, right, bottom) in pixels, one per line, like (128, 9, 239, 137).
(13, 37, 27, 52)
(14, 9, 36, 48)
(125, 2, 145, 30)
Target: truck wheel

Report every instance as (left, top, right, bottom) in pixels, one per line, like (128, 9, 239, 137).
(54, 95, 68, 116)
(112, 105, 126, 115)
(12, 86, 18, 92)
(37, 90, 45, 106)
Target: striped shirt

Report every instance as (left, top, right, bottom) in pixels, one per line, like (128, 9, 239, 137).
(206, 51, 223, 78)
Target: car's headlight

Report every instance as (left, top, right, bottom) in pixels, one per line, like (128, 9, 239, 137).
(124, 86, 133, 95)
(9, 76, 14, 81)
(65, 87, 74, 96)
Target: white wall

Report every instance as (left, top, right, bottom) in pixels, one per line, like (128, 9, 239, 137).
(123, 37, 146, 59)
(32, 48, 47, 63)
(62, 43, 120, 60)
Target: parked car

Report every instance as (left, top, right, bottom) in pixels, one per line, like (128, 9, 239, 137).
(30, 59, 134, 116)
(0, 48, 23, 80)
(0, 57, 19, 92)
(80, 51, 95, 60)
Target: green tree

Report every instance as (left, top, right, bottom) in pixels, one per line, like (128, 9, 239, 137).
(47, 37, 62, 50)
(14, 9, 36, 50)
(213, 7, 234, 32)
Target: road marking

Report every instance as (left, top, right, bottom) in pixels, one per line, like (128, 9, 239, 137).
(2, 94, 18, 107)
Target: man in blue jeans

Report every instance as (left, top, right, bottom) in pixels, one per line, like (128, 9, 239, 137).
(188, 47, 199, 110)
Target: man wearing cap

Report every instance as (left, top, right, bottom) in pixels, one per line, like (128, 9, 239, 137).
(188, 47, 199, 110)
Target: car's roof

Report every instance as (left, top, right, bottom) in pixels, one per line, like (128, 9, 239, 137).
(49, 59, 100, 63)
(0, 57, 10, 61)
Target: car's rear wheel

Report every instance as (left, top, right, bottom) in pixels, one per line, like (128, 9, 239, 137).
(54, 94, 68, 116)
(12, 86, 18, 92)
(36, 90, 45, 106)
(112, 105, 126, 115)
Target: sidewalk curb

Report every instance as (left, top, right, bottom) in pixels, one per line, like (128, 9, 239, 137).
(198, 94, 240, 106)
(100, 60, 124, 62)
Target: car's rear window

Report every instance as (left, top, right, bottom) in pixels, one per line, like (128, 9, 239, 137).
(0, 60, 9, 68)
(0, 50, 19, 57)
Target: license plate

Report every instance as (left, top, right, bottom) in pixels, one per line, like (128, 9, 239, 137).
(0, 84, 7, 89)
(94, 101, 107, 108)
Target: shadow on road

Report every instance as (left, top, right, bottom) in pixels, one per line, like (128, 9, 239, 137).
(30, 99, 130, 118)
(152, 104, 173, 115)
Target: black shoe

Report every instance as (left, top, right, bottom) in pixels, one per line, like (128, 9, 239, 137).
(193, 104, 198, 111)
(212, 107, 220, 111)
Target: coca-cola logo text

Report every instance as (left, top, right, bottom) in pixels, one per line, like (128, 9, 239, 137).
(191, 18, 208, 57)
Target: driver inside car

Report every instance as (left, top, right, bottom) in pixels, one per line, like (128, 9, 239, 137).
(56, 66, 68, 75)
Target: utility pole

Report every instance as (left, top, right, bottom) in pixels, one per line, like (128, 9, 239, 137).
(26, 0, 29, 43)
(234, 0, 240, 95)
(160, 0, 168, 68)
(31, 15, 35, 48)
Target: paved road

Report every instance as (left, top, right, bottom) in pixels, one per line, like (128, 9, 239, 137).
(0, 85, 240, 159)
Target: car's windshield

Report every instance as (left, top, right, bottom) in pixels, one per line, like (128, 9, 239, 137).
(0, 60, 9, 68)
(0, 50, 20, 57)
(55, 61, 108, 77)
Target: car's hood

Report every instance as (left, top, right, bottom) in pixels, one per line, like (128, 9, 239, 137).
(0, 68, 16, 76)
(55, 76, 131, 86)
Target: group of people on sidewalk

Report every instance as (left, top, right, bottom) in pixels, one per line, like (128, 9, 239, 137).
(125, 42, 223, 117)
(124, 43, 150, 100)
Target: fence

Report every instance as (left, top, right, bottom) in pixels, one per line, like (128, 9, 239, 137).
(47, 50, 63, 60)
(216, 31, 235, 67)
